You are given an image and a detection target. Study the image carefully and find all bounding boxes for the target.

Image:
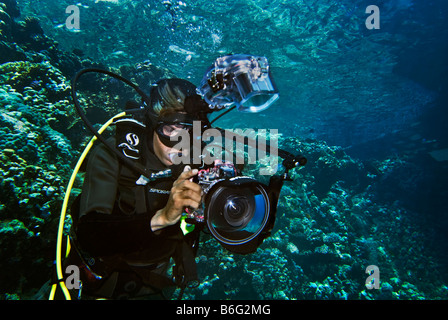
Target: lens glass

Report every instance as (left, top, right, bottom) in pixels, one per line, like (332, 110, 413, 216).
(223, 196, 252, 228)
(206, 179, 270, 245)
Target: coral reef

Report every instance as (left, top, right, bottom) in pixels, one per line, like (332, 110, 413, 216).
(180, 137, 448, 300)
(0, 81, 74, 296)
(0, 0, 177, 299)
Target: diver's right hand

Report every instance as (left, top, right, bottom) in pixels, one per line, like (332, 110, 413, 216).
(151, 166, 201, 232)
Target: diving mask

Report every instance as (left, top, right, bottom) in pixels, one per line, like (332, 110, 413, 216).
(155, 122, 193, 148)
(155, 112, 206, 148)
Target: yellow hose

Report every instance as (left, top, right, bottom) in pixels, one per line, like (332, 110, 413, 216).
(49, 112, 126, 300)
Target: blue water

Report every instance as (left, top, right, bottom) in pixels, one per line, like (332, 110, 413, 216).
(1, 0, 447, 300)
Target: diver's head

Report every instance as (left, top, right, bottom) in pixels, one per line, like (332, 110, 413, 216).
(152, 112, 197, 166)
(147, 78, 197, 119)
(147, 78, 209, 166)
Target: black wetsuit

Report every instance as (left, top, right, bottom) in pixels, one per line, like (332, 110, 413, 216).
(69, 130, 196, 299)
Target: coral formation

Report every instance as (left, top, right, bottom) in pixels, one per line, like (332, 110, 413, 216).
(179, 137, 448, 300)
(0, 0, 177, 299)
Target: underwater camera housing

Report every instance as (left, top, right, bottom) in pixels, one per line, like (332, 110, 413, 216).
(184, 160, 283, 254)
(199, 54, 279, 113)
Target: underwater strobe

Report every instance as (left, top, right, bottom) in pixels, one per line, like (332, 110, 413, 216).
(199, 54, 279, 113)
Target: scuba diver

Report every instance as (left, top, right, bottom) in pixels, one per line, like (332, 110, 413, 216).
(48, 54, 306, 300)
(61, 79, 206, 300)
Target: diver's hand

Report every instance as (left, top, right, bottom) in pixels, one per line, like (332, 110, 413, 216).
(151, 166, 201, 232)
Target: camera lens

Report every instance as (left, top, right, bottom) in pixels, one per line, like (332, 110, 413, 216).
(223, 196, 253, 228)
(205, 177, 271, 246)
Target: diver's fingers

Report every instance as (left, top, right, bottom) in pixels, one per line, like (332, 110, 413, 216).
(182, 199, 200, 210)
(171, 190, 200, 210)
(181, 189, 202, 204)
(172, 177, 200, 193)
(174, 166, 198, 184)
(171, 181, 202, 203)
(180, 179, 202, 193)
